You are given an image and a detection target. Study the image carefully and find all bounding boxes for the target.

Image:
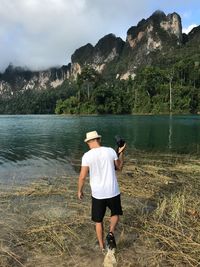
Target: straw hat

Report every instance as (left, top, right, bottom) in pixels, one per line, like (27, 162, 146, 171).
(84, 131, 101, 142)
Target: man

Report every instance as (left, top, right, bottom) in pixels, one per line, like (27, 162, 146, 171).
(78, 130, 126, 252)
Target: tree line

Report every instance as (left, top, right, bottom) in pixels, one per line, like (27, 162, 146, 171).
(55, 59, 200, 115)
(0, 55, 199, 115)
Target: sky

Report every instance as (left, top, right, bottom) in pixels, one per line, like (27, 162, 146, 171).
(0, 0, 199, 72)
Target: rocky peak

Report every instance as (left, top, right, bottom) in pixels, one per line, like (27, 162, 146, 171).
(114, 10, 183, 80)
(126, 10, 182, 50)
(71, 43, 94, 65)
(95, 34, 124, 57)
(160, 12, 182, 41)
(150, 10, 167, 22)
(0, 64, 70, 96)
(92, 34, 124, 66)
(188, 25, 200, 43)
(182, 25, 200, 46)
(71, 33, 124, 77)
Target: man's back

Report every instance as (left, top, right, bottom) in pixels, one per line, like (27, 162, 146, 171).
(82, 147, 120, 199)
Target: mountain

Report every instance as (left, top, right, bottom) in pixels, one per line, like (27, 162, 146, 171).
(0, 64, 71, 97)
(71, 34, 125, 79)
(187, 25, 200, 45)
(70, 10, 183, 80)
(0, 10, 199, 98)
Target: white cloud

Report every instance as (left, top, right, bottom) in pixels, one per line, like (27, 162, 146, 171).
(0, 0, 151, 71)
(183, 24, 198, 34)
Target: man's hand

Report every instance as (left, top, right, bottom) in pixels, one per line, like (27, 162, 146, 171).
(78, 166, 89, 200)
(115, 143, 126, 171)
(118, 143, 126, 155)
(78, 190, 84, 200)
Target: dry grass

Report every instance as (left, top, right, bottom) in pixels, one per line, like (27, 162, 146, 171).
(0, 152, 200, 266)
(117, 152, 200, 267)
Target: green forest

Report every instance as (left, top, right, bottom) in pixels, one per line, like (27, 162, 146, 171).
(0, 45, 200, 115)
(55, 59, 200, 115)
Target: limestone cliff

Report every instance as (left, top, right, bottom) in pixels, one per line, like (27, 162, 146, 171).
(71, 34, 124, 79)
(187, 25, 200, 45)
(117, 10, 182, 79)
(0, 64, 70, 97)
(70, 10, 183, 80)
(0, 10, 199, 96)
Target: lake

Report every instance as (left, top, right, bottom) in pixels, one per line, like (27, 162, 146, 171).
(0, 114, 199, 185)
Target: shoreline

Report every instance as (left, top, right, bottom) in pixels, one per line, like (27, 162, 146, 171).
(0, 152, 199, 266)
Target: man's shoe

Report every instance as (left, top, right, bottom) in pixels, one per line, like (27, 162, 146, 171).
(106, 232, 116, 250)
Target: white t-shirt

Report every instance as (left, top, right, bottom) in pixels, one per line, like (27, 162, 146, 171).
(81, 146, 120, 199)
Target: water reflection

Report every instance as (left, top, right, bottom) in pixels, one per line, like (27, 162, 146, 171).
(168, 114, 173, 150)
(0, 115, 200, 184)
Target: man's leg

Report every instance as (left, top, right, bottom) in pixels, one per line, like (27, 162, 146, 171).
(96, 222, 104, 249)
(105, 215, 119, 249)
(106, 194, 123, 249)
(109, 215, 119, 233)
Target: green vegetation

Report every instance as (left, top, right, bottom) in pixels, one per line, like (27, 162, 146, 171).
(0, 80, 76, 114)
(0, 46, 199, 115)
(55, 60, 200, 115)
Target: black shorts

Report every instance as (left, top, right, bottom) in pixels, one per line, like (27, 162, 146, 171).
(91, 194, 123, 222)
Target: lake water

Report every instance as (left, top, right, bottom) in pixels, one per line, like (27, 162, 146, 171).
(0, 114, 199, 185)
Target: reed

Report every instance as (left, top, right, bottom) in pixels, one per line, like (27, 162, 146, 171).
(0, 152, 199, 266)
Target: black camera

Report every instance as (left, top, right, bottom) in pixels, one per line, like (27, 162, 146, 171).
(115, 135, 125, 156)
(115, 135, 125, 148)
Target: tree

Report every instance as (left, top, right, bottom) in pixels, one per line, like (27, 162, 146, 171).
(77, 65, 100, 101)
(166, 69, 174, 114)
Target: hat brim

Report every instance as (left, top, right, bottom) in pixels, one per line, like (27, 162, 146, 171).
(84, 135, 101, 143)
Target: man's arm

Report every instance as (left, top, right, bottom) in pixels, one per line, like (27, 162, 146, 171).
(114, 152, 124, 171)
(114, 144, 126, 171)
(78, 166, 89, 200)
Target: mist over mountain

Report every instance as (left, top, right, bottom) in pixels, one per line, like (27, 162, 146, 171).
(0, 10, 199, 115)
